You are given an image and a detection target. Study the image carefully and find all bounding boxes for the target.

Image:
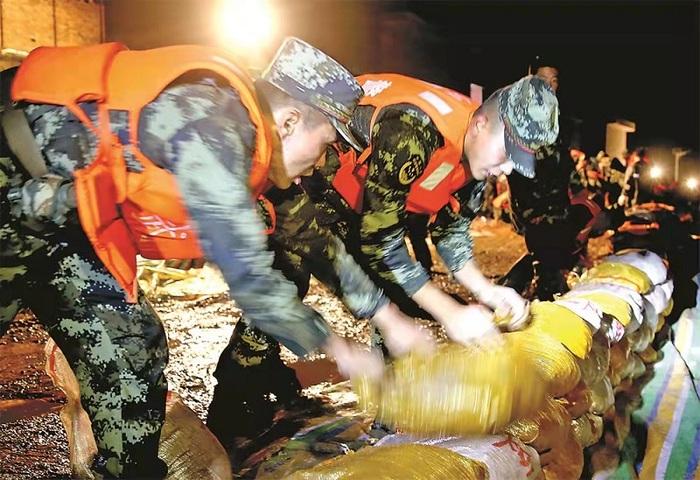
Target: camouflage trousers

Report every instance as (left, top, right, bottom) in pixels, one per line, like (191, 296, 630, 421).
(0, 157, 168, 478)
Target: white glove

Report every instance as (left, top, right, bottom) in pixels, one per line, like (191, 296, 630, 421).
(372, 303, 436, 358)
(441, 304, 502, 347)
(324, 335, 384, 382)
(474, 284, 530, 331)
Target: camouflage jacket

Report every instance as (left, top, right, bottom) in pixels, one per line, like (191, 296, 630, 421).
(508, 136, 577, 233)
(13, 80, 333, 356)
(304, 104, 480, 297)
(257, 183, 388, 320)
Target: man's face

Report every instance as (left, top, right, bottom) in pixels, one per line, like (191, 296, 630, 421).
(465, 118, 515, 181)
(278, 112, 337, 180)
(536, 66, 559, 93)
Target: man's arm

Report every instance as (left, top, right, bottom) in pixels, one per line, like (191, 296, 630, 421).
(266, 183, 388, 318)
(141, 82, 333, 357)
(359, 106, 503, 343)
(267, 183, 434, 355)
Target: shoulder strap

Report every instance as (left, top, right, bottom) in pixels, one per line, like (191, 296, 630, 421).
(1, 108, 48, 177)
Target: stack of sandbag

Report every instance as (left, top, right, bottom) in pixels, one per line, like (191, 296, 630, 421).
(354, 339, 548, 436)
(286, 249, 674, 479)
(503, 299, 602, 479)
(560, 250, 674, 474)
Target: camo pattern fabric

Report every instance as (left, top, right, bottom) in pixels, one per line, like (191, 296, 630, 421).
(304, 104, 480, 316)
(263, 183, 389, 319)
(0, 75, 341, 477)
(139, 81, 333, 357)
(508, 136, 574, 233)
(0, 152, 168, 478)
(216, 183, 391, 371)
(498, 75, 560, 178)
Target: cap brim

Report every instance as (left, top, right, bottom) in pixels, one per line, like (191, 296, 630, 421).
(504, 128, 536, 178)
(329, 117, 363, 152)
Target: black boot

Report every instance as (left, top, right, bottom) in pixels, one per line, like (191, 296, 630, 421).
(206, 321, 304, 447)
(498, 253, 535, 296)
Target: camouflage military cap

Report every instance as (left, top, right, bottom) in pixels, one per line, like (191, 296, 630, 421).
(497, 75, 559, 178)
(263, 37, 364, 151)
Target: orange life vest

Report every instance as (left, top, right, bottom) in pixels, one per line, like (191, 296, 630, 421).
(331, 73, 478, 215)
(11, 43, 276, 302)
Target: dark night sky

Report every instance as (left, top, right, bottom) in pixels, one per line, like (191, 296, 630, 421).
(394, 0, 699, 155)
(105, 0, 699, 157)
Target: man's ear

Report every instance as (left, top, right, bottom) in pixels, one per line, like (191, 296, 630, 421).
(468, 112, 488, 138)
(474, 113, 489, 134)
(279, 108, 301, 139)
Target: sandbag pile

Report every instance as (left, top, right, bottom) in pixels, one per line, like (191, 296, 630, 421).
(508, 250, 673, 478)
(311, 249, 674, 480)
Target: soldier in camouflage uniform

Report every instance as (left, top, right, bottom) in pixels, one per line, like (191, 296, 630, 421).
(295, 75, 560, 350)
(207, 48, 434, 446)
(1, 38, 429, 478)
(506, 60, 626, 300)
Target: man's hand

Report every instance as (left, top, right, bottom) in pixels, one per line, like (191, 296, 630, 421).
(371, 303, 436, 357)
(440, 304, 502, 347)
(474, 284, 530, 331)
(323, 334, 384, 382)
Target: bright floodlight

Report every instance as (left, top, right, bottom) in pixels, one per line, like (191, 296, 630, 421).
(219, 0, 274, 51)
(650, 166, 663, 179)
(687, 178, 698, 190)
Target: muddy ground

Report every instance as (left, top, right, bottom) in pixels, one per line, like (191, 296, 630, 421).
(0, 219, 613, 479)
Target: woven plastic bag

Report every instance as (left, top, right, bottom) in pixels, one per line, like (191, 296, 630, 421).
(538, 426, 584, 480)
(575, 336, 610, 386)
(504, 396, 572, 452)
(555, 380, 593, 419)
(283, 443, 489, 479)
(564, 291, 634, 330)
(524, 301, 593, 359)
(604, 249, 668, 285)
(588, 377, 615, 415)
(355, 340, 547, 436)
(577, 261, 652, 294)
(571, 412, 604, 448)
(565, 283, 643, 331)
(508, 331, 581, 397)
(377, 434, 541, 480)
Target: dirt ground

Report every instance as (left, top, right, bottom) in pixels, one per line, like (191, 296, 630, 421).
(0, 219, 610, 479)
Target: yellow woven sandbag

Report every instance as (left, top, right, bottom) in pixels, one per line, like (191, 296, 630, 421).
(661, 297, 674, 316)
(576, 338, 611, 386)
(355, 340, 547, 436)
(589, 377, 614, 415)
(579, 262, 652, 294)
(656, 314, 666, 333)
(284, 444, 489, 480)
(555, 380, 593, 419)
(571, 413, 604, 448)
(504, 396, 572, 451)
(525, 301, 593, 359)
(509, 331, 581, 397)
(571, 292, 633, 328)
(637, 345, 659, 364)
(538, 426, 584, 480)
